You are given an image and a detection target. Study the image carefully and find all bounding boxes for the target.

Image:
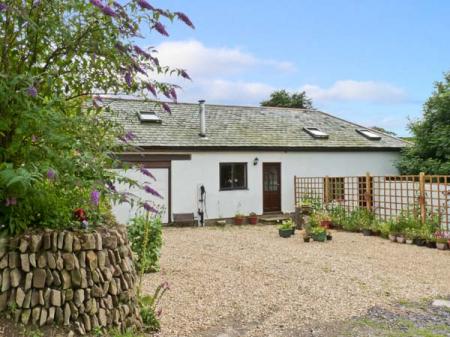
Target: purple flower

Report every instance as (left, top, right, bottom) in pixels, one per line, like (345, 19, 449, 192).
(143, 202, 158, 213)
(27, 86, 37, 97)
(162, 102, 171, 114)
(150, 56, 160, 67)
(90, 190, 100, 206)
(140, 166, 156, 180)
(133, 63, 146, 75)
(133, 45, 151, 59)
(180, 70, 191, 81)
(81, 220, 89, 229)
(5, 197, 17, 207)
(175, 12, 195, 29)
(147, 83, 157, 97)
(137, 0, 154, 10)
(0, 3, 8, 11)
(32, 0, 41, 7)
(153, 22, 169, 36)
(89, 0, 104, 9)
(47, 169, 56, 180)
(144, 185, 163, 198)
(169, 88, 177, 102)
(156, 308, 162, 317)
(161, 281, 170, 290)
(124, 72, 132, 87)
(101, 5, 116, 17)
(124, 131, 136, 141)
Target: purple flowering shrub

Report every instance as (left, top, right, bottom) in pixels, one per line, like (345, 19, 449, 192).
(0, 1, 194, 235)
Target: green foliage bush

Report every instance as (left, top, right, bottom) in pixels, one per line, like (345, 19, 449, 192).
(341, 208, 374, 232)
(138, 282, 170, 332)
(128, 215, 163, 273)
(0, 1, 193, 235)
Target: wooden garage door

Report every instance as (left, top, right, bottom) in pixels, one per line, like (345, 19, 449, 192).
(111, 168, 169, 224)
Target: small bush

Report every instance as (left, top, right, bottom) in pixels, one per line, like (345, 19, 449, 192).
(138, 282, 170, 332)
(128, 215, 162, 273)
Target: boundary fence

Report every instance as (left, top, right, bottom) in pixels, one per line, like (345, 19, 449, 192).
(294, 173, 450, 231)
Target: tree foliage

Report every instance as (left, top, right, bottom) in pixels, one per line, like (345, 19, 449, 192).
(0, 1, 193, 234)
(370, 126, 397, 136)
(397, 72, 450, 175)
(260, 90, 314, 109)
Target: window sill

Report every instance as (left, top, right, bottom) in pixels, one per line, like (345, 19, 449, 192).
(219, 188, 249, 191)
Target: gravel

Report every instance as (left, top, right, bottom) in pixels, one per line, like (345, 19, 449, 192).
(142, 226, 450, 337)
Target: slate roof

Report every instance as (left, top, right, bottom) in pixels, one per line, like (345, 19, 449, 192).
(106, 97, 408, 151)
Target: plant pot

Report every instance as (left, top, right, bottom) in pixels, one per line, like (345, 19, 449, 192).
(303, 236, 311, 242)
(300, 205, 313, 215)
(279, 229, 292, 238)
(320, 220, 332, 229)
(426, 241, 436, 249)
(414, 238, 426, 246)
(396, 236, 406, 244)
(326, 234, 333, 241)
(388, 234, 397, 242)
(362, 229, 373, 236)
(436, 242, 448, 250)
(248, 215, 258, 225)
(406, 239, 414, 244)
(234, 217, 244, 225)
(290, 227, 296, 235)
(311, 232, 327, 242)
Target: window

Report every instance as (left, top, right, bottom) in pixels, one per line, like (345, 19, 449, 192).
(220, 163, 247, 190)
(138, 111, 161, 123)
(303, 127, 329, 139)
(356, 129, 381, 140)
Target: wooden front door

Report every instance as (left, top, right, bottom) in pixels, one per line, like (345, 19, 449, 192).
(263, 163, 281, 212)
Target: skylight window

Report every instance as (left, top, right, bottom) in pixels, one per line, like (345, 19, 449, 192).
(138, 111, 161, 123)
(356, 129, 381, 140)
(303, 127, 329, 139)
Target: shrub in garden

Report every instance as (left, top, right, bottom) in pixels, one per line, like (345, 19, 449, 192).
(341, 208, 374, 232)
(128, 215, 163, 273)
(0, 1, 193, 236)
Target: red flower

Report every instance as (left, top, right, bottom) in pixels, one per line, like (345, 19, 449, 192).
(74, 208, 87, 221)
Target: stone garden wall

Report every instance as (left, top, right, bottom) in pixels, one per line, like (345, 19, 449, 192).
(0, 226, 141, 334)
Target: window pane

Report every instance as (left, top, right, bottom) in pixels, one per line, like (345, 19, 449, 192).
(233, 164, 246, 188)
(220, 164, 233, 189)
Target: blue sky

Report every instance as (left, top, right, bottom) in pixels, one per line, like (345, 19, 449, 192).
(145, 0, 450, 136)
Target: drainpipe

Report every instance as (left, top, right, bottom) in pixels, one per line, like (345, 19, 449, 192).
(199, 100, 206, 137)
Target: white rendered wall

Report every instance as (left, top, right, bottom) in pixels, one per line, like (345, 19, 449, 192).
(111, 168, 169, 224)
(171, 151, 400, 220)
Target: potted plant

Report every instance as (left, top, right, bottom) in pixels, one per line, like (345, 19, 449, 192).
(234, 213, 244, 225)
(318, 212, 332, 229)
(278, 221, 293, 238)
(396, 234, 406, 244)
(310, 226, 327, 242)
(328, 203, 346, 229)
(388, 232, 397, 242)
(247, 212, 258, 225)
(436, 237, 448, 250)
(298, 199, 313, 215)
(281, 219, 295, 235)
(326, 231, 333, 241)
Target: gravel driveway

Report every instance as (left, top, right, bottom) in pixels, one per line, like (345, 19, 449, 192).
(143, 226, 450, 337)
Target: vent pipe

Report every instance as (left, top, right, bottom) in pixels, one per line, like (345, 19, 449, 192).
(199, 100, 206, 137)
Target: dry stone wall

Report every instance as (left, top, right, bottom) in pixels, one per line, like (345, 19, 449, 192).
(0, 226, 141, 334)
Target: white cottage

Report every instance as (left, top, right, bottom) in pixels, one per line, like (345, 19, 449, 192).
(107, 97, 407, 224)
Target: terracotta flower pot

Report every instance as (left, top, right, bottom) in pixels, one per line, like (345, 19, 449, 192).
(320, 220, 332, 229)
(234, 217, 244, 225)
(248, 215, 258, 225)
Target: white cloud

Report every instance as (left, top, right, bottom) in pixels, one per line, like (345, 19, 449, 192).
(301, 80, 407, 103)
(156, 40, 297, 78)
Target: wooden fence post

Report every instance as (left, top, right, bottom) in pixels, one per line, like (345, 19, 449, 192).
(324, 175, 330, 205)
(419, 172, 426, 224)
(294, 175, 297, 206)
(365, 172, 372, 212)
